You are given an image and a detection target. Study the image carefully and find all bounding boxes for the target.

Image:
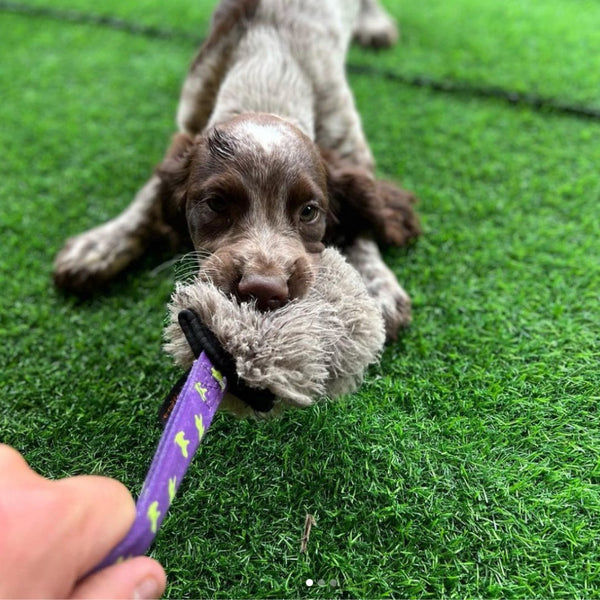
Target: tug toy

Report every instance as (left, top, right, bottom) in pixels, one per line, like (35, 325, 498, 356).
(92, 248, 385, 571)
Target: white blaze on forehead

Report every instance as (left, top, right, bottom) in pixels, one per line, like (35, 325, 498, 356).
(239, 120, 295, 154)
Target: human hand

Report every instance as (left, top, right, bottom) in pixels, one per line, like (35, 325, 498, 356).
(0, 444, 166, 599)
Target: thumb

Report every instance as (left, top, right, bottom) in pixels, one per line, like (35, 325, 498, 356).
(69, 556, 166, 600)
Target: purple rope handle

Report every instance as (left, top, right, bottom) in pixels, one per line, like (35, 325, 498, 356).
(91, 351, 227, 572)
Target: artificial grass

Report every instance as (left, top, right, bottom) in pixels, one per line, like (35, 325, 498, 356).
(1, 0, 599, 597)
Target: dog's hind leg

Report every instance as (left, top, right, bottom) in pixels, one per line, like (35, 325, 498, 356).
(353, 0, 399, 48)
(176, 37, 236, 135)
(177, 0, 258, 134)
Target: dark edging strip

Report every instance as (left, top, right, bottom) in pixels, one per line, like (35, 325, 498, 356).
(0, 0, 200, 41)
(348, 64, 600, 121)
(2, 0, 599, 122)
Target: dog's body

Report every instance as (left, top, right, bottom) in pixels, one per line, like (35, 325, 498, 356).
(54, 0, 420, 339)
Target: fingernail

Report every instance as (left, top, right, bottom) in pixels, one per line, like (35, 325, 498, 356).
(134, 577, 161, 600)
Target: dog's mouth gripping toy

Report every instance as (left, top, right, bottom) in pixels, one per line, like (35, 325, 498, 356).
(93, 248, 386, 571)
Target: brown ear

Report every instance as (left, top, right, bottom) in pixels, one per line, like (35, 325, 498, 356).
(371, 178, 421, 245)
(155, 132, 195, 238)
(324, 155, 421, 248)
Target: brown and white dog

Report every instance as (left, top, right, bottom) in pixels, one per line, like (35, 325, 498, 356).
(53, 0, 420, 340)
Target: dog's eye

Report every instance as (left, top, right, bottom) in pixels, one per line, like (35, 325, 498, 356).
(299, 203, 320, 223)
(207, 196, 228, 214)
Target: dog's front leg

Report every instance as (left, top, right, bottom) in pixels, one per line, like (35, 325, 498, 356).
(344, 237, 412, 341)
(53, 175, 174, 294)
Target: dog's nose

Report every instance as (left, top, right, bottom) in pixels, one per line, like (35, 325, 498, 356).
(237, 274, 289, 310)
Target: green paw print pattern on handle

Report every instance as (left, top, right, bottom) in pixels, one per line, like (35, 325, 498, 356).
(91, 352, 227, 572)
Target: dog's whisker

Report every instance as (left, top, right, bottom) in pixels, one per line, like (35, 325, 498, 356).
(173, 248, 231, 285)
(174, 250, 209, 281)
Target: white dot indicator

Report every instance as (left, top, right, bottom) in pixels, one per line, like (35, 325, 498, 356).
(306, 579, 314, 587)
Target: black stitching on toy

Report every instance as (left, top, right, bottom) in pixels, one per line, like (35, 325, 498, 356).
(178, 309, 275, 414)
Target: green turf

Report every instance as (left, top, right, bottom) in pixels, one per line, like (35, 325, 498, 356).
(1, 1, 599, 597)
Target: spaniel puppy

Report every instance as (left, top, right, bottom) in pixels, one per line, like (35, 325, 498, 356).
(54, 0, 420, 339)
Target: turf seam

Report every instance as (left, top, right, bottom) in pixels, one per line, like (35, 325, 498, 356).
(3, 0, 600, 122)
(347, 65, 600, 121)
(0, 0, 202, 42)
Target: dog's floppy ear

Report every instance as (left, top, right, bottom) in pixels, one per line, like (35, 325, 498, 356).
(323, 152, 421, 248)
(156, 132, 196, 237)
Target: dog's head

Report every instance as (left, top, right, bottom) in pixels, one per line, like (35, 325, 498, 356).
(158, 113, 417, 310)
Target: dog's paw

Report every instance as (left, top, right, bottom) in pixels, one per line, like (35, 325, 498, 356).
(353, 8, 399, 49)
(361, 267, 411, 340)
(377, 280, 412, 341)
(53, 220, 143, 294)
(343, 238, 412, 341)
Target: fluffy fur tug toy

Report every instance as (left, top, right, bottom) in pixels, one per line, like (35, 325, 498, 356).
(92, 247, 385, 572)
(164, 247, 386, 418)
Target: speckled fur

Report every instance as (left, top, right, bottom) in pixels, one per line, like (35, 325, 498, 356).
(52, 0, 416, 340)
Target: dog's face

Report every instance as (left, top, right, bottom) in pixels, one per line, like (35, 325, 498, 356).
(159, 112, 417, 311)
(160, 114, 329, 310)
